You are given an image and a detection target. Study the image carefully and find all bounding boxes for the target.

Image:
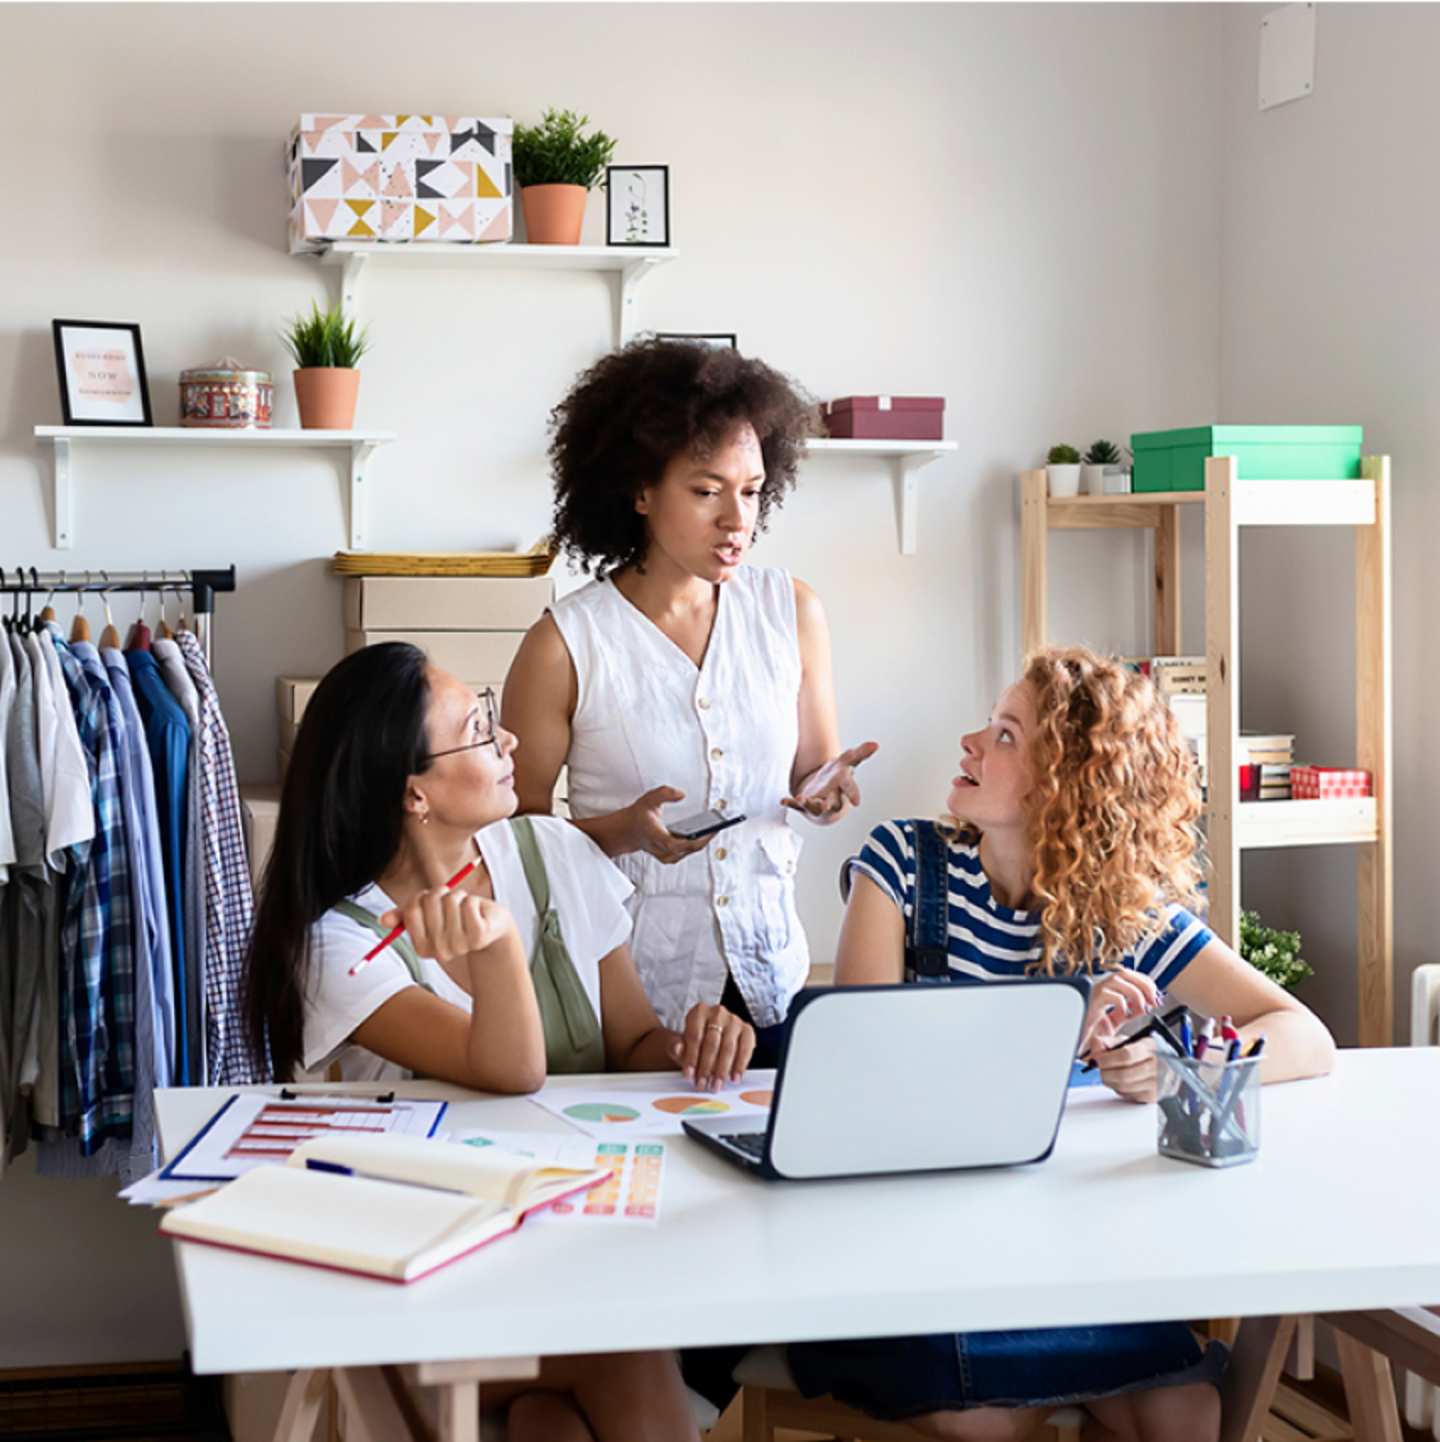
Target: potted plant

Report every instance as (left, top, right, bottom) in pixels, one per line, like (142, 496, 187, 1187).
(512, 108, 617, 246)
(1082, 439, 1124, 495)
(1239, 910, 1313, 991)
(1046, 443, 1083, 498)
(282, 302, 369, 430)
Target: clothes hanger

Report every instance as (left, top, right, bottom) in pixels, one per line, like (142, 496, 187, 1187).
(157, 571, 174, 640)
(177, 577, 189, 634)
(98, 572, 120, 650)
(25, 568, 38, 636)
(1, 570, 13, 636)
(39, 570, 58, 626)
(69, 570, 91, 643)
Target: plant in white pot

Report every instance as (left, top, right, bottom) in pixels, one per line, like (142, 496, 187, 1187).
(1082, 439, 1123, 495)
(513, 108, 617, 246)
(1046, 443, 1083, 497)
(283, 302, 370, 430)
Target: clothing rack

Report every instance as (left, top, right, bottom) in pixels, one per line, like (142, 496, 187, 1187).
(0, 566, 236, 669)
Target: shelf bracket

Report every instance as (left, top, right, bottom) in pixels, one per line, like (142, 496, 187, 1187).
(52, 436, 73, 549)
(348, 440, 378, 551)
(891, 452, 943, 555)
(614, 257, 662, 349)
(339, 251, 369, 327)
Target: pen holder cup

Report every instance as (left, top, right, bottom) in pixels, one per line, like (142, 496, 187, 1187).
(1156, 1053, 1260, 1169)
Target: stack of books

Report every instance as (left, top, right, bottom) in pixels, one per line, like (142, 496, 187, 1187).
(1242, 732, 1295, 800)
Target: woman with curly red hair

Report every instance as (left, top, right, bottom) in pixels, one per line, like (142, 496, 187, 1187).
(790, 645, 1335, 1442)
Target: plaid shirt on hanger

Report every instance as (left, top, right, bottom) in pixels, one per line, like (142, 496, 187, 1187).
(174, 630, 266, 1084)
(47, 630, 136, 1150)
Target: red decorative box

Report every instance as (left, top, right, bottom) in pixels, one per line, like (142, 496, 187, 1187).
(1291, 765, 1372, 799)
(824, 395, 945, 441)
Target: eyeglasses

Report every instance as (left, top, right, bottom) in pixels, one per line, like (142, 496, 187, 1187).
(423, 687, 502, 761)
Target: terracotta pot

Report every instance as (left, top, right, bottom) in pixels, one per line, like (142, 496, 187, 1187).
(521, 184, 587, 245)
(293, 367, 360, 430)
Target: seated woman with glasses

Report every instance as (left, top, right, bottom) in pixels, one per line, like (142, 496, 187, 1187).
(243, 641, 756, 1096)
(243, 643, 745, 1441)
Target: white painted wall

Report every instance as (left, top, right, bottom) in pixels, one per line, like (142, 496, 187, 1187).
(0, 2, 1223, 1364)
(1217, 2, 1431, 1049)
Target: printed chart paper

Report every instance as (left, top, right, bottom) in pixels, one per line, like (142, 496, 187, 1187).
(451, 1128, 600, 1169)
(531, 1071, 776, 1139)
(159, 1093, 448, 1183)
(533, 1141, 667, 1225)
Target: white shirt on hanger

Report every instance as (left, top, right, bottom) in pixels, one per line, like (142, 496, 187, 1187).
(29, 630, 95, 865)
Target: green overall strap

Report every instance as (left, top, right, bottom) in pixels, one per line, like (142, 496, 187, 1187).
(510, 817, 606, 1074)
(332, 899, 434, 994)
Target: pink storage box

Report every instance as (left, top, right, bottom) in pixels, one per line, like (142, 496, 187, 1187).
(824, 395, 945, 441)
(1291, 766, 1372, 800)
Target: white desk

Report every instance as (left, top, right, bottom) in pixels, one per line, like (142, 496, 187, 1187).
(154, 1050, 1440, 1439)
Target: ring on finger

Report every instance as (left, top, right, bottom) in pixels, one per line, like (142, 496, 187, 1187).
(705, 1022, 725, 1035)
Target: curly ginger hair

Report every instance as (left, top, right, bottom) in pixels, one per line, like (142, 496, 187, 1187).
(1018, 646, 1205, 976)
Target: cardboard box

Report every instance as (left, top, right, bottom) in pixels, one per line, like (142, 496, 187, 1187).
(342, 575, 553, 632)
(1130, 425, 1364, 494)
(240, 785, 282, 889)
(346, 628, 523, 681)
(1292, 765, 1372, 800)
(824, 395, 945, 442)
(275, 676, 320, 725)
(287, 114, 513, 253)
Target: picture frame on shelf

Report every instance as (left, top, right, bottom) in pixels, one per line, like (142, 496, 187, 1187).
(606, 164, 670, 247)
(655, 332, 737, 350)
(51, 319, 152, 427)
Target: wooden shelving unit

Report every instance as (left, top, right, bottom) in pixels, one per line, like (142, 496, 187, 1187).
(1020, 455, 1394, 1045)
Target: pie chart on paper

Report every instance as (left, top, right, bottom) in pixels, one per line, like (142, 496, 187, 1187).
(563, 1103, 641, 1124)
(740, 1089, 774, 1108)
(651, 1096, 732, 1116)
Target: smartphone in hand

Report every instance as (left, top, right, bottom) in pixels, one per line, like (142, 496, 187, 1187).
(668, 809, 747, 841)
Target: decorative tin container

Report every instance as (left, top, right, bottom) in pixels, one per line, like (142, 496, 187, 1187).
(179, 358, 273, 429)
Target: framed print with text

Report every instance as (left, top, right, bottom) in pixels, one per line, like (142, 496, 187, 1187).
(52, 319, 152, 426)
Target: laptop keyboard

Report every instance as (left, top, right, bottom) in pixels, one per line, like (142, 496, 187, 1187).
(721, 1132, 766, 1159)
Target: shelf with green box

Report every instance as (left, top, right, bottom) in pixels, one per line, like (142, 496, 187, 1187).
(1019, 427, 1393, 1045)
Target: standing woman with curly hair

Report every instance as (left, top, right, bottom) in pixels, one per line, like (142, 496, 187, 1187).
(503, 339, 876, 1070)
(790, 645, 1335, 1442)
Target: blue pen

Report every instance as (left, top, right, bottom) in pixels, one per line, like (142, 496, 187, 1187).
(1179, 1015, 1194, 1058)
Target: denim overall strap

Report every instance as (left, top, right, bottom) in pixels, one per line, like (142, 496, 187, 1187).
(332, 899, 433, 993)
(510, 817, 607, 1074)
(904, 820, 952, 983)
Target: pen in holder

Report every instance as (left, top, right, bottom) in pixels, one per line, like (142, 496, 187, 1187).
(1156, 1051, 1261, 1168)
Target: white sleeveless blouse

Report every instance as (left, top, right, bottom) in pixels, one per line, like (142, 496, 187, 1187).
(549, 565, 807, 1029)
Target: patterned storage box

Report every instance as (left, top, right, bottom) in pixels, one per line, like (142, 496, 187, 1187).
(1291, 766, 1372, 799)
(287, 114, 513, 253)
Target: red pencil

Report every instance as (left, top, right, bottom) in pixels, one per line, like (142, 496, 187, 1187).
(348, 861, 477, 976)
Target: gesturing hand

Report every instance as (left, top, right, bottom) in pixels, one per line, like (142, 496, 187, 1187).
(669, 1003, 756, 1090)
(1077, 967, 1163, 1059)
(379, 891, 514, 963)
(627, 785, 715, 865)
(781, 741, 879, 822)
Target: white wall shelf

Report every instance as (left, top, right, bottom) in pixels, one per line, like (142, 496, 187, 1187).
(803, 439, 957, 555)
(33, 426, 396, 551)
(312, 241, 677, 349)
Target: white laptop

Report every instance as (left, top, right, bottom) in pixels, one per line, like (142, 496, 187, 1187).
(683, 980, 1086, 1180)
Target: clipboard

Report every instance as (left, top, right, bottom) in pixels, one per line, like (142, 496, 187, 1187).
(160, 1092, 449, 1184)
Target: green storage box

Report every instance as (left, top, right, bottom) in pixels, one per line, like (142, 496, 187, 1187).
(1130, 425, 1364, 493)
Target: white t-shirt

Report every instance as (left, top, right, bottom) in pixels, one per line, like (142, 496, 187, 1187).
(301, 816, 635, 1083)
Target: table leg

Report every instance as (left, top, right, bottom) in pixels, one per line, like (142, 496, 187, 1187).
(1333, 1330, 1403, 1442)
(273, 1368, 329, 1442)
(1218, 1315, 1296, 1442)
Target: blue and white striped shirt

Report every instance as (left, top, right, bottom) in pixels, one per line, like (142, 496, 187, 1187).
(845, 819, 1212, 989)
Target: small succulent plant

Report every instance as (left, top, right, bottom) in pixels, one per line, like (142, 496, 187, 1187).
(1047, 444, 1082, 465)
(1084, 439, 1124, 466)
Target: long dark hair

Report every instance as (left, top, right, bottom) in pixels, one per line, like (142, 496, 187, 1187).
(244, 643, 432, 1080)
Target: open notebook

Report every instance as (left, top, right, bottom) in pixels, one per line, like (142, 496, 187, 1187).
(159, 1132, 607, 1284)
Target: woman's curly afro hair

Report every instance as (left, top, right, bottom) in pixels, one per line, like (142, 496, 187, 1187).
(547, 338, 817, 577)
